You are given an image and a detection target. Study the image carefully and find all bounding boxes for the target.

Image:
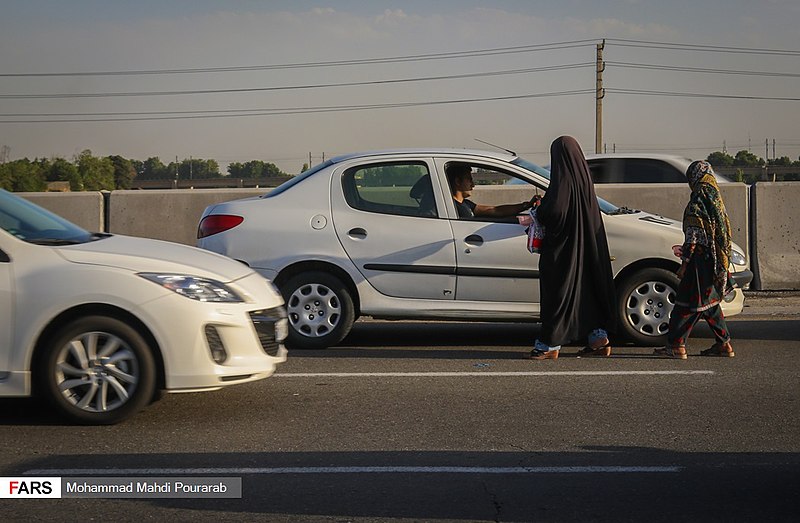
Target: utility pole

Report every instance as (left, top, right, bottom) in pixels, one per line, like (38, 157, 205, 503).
(595, 39, 605, 154)
(773, 139, 776, 159)
(766, 139, 769, 161)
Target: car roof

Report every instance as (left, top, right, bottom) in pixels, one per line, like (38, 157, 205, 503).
(328, 148, 518, 164)
(584, 153, 693, 164)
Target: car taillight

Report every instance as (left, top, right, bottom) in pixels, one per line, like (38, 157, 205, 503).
(198, 214, 244, 238)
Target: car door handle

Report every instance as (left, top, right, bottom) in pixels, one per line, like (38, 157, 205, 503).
(464, 234, 484, 246)
(348, 227, 367, 239)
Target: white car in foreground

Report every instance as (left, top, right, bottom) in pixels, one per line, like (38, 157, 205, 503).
(197, 149, 751, 350)
(0, 189, 287, 424)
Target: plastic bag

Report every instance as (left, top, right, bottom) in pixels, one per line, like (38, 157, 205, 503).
(517, 208, 545, 254)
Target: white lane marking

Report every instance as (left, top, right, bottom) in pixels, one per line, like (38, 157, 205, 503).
(274, 371, 714, 377)
(25, 466, 681, 475)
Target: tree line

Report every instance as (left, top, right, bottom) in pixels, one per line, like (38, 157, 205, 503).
(0, 150, 289, 192)
(2, 148, 799, 192)
(707, 150, 800, 183)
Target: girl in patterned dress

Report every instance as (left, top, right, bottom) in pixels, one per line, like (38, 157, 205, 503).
(656, 160, 736, 359)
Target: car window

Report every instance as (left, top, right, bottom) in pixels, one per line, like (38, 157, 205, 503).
(624, 159, 686, 183)
(342, 162, 437, 218)
(588, 158, 624, 183)
(446, 162, 539, 222)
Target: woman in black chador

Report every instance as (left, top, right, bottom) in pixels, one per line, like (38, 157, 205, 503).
(529, 135, 617, 360)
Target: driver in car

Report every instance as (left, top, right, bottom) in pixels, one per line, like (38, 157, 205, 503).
(446, 162, 536, 218)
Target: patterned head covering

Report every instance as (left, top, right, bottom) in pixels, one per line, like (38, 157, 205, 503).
(683, 160, 733, 294)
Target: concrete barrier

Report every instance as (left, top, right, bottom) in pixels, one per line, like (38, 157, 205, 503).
(107, 189, 266, 245)
(751, 183, 800, 290)
(15, 182, 797, 290)
(19, 191, 105, 232)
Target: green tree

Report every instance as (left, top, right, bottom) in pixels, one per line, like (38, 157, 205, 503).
(141, 157, 169, 179)
(768, 156, 792, 166)
(0, 159, 46, 191)
(706, 151, 734, 167)
(130, 159, 145, 178)
(40, 157, 82, 190)
(178, 158, 221, 180)
(76, 150, 115, 191)
(107, 155, 136, 189)
(228, 160, 286, 178)
(733, 150, 764, 167)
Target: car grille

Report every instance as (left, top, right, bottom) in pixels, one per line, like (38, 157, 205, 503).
(249, 306, 288, 356)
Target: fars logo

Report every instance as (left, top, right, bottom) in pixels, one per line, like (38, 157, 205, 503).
(0, 477, 61, 498)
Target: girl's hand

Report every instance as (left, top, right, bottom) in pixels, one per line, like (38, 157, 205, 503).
(671, 244, 683, 258)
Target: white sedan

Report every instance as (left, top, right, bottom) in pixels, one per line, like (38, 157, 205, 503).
(197, 148, 751, 350)
(0, 189, 287, 424)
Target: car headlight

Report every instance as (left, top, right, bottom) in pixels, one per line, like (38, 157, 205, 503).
(730, 249, 746, 267)
(138, 273, 244, 302)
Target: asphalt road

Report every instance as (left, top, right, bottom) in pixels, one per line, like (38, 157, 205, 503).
(1, 292, 798, 522)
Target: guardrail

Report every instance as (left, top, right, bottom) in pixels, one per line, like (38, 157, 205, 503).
(18, 182, 799, 290)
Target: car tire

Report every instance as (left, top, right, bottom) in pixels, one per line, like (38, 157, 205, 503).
(280, 271, 355, 350)
(616, 267, 680, 346)
(38, 316, 156, 425)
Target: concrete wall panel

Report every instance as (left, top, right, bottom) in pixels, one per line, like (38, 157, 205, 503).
(751, 183, 800, 290)
(107, 189, 266, 245)
(19, 191, 105, 232)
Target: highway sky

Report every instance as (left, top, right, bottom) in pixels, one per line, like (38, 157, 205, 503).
(1, 0, 799, 173)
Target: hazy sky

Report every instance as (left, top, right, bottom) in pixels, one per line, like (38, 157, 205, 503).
(1, 1, 798, 172)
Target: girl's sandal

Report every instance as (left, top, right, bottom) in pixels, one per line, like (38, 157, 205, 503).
(578, 339, 612, 357)
(654, 346, 688, 360)
(528, 348, 559, 360)
(700, 342, 735, 358)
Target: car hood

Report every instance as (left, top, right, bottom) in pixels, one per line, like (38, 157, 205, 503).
(56, 234, 253, 282)
(612, 209, 747, 259)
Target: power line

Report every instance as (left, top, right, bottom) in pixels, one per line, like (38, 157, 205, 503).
(0, 89, 594, 123)
(606, 38, 800, 56)
(0, 63, 593, 99)
(607, 88, 800, 102)
(607, 61, 800, 78)
(0, 40, 598, 77)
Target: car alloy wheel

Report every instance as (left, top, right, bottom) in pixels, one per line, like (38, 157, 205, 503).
(617, 267, 679, 346)
(280, 271, 355, 349)
(39, 316, 156, 425)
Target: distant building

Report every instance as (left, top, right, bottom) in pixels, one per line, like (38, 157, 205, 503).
(46, 181, 71, 192)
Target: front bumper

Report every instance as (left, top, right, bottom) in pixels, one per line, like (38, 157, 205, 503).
(732, 269, 754, 290)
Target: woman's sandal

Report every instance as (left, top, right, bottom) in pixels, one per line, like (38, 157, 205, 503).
(654, 346, 688, 360)
(528, 348, 559, 360)
(578, 339, 612, 357)
(700, 342, 735, 358)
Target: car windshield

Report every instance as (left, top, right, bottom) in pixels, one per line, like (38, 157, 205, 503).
(511, 157, 622, 215)
(0, 189, 97, 245)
